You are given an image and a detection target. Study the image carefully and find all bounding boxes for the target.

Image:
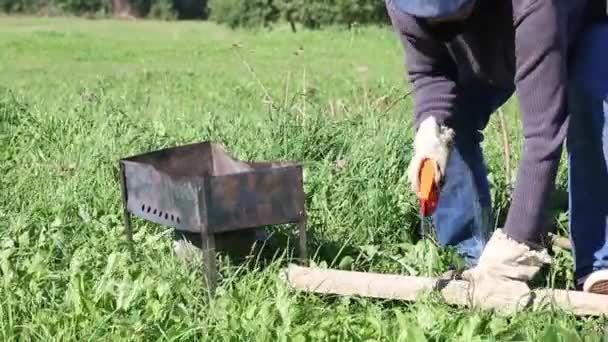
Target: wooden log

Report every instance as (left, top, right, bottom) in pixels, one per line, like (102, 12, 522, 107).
(283, 264, 608, 317)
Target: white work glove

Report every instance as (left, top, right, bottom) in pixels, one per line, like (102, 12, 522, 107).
(461, 229, 552, 314)
(407, 116, 455, 193)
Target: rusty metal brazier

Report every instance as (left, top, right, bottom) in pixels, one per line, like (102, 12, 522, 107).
(118, 141, 308, 292)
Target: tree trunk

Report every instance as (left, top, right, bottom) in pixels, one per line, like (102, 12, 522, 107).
(289, 19, 297, 32)
(112, 0, 141, 19)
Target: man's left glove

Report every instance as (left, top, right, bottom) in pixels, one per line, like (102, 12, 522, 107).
(461, 228, 552, 314)
(407, 116, 455, 193)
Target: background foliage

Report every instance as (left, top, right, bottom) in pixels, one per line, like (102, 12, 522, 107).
(0, 0, 389, 27)
(0, 0, 204, 19)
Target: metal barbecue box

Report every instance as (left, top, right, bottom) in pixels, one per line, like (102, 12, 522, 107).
(117, 141, 308, 291)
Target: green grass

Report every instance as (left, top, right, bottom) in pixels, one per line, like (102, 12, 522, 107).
(0, 16, 605, 340)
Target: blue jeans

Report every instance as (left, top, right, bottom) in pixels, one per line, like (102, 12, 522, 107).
(567, 23, 608, 288)
(433, 23, 608, 279)
(431, 79, 513, 268)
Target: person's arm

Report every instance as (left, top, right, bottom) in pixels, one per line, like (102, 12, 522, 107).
(385, 0, 459, 130)
(502, 0, 571, 245)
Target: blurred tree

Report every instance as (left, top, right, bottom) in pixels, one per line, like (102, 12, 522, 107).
(208, 0, 279, 29)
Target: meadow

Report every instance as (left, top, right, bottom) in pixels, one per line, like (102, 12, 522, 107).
(0, 16, 605, 340)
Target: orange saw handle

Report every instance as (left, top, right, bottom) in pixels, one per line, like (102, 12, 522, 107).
(417, 158, 439, 217)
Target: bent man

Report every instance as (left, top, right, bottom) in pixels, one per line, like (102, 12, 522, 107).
(385, 0, 608, 298)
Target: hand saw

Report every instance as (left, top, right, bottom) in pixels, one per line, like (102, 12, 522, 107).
(416, 158, 439, 237)
(417, 158, 439, 216)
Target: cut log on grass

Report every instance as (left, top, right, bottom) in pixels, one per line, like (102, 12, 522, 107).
(283, 264, 608, 317)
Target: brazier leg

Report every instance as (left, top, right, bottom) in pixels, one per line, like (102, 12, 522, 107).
(124, 212, 133, 254)
(119, 163, 134, 253)
(298, 217, 308, 265)
(199, 226, 217, 294)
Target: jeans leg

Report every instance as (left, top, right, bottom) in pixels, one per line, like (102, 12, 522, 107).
(566, 23, 608, 289)
(432, 138, 492, 267)
(431, 82, 514, 267)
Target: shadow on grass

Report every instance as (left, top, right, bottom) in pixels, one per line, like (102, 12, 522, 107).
(171, 221, 366, 276)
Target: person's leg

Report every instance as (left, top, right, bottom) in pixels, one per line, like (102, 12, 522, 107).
(431, 81, 514, 268)
(566, 22, 608, 292)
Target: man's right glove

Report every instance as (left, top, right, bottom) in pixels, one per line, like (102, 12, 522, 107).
(407, 116, 455, 193)
(461, 228, 552, 314)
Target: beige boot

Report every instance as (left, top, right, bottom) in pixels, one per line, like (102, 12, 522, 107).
(583, 270, 608, 295)
(461, 229, 552, 314)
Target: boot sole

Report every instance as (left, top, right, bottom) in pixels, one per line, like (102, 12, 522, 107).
(586, 280, 608, 295)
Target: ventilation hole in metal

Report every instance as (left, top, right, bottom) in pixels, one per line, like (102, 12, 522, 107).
(170, 214, 174, 221)
(176, 217, 181, 223)
(141, 204, 145, 211)
(147, 206, 151, 213)
(164, 213, 168, 220)
(158, 211, 163, 217)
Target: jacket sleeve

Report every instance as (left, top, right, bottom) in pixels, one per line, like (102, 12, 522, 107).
(502, 0, 571, 244)
(385, 0, 459, 130)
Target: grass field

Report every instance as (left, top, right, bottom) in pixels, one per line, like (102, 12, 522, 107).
(1, 16, 605, 340)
